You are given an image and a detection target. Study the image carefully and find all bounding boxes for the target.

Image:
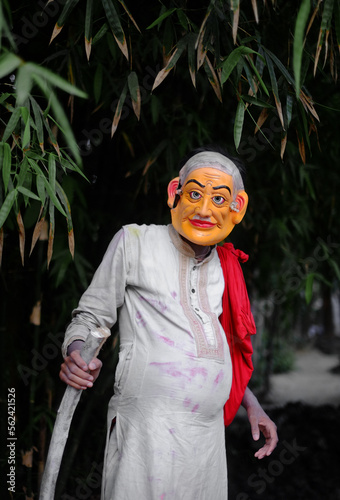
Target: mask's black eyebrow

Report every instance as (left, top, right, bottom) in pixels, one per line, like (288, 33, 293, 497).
(213, 185, 231, 194)
(184, 179, 205, 188)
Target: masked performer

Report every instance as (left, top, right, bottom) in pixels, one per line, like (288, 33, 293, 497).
(60, 146, 278, 500)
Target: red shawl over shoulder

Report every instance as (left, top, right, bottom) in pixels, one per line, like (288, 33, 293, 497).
(216, 243, 256, 426)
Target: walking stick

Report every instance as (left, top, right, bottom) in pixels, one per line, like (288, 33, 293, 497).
(39, 326, 111, 500)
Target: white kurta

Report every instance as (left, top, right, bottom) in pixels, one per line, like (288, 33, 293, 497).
(63, 224, 232, 500)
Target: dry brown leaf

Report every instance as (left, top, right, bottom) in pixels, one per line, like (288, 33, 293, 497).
(274, 94, 285, 130)
(232, 6, 240, 44)
(49, 23, 63, 45)
(297, 132, 306, 164)
(152, 49, 178, 91)
(251, 0, 259, 23)
(113, 33, 129, 61)
(17, 211, 25, 266)
(280, 133, 288, 160)
(204, 57, 222, 102)
(306, 0, 322, 37)
(85, 38, 92, 61)
(142, 157, 156, 176)
(254, 108, 269, 134)
(299, 90, 320, 121)
(68, 228, 75, 259)
(30, 300, 41, 326)
(314, 29, 323, 76)
(21, 447, 38, 468)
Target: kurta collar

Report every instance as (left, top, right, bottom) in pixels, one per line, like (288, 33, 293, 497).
(168, 224, 216, 263)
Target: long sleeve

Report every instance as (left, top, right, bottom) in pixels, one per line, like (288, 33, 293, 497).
(62, 228, 130, 357)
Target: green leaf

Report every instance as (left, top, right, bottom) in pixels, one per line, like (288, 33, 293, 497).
(0, 188, 17, 228)
(29, 96, 44, 148)
(102, 0, 128, 60)
(56, 0, 80, 29)
(48, 154, 56, 193)
(92, 23, 109, 45)
(15, 64, 33, 105)
(293, 0, 311, 98)
(2, 106, 21, 143)
(85, 0, 93, 43)
(221, 46, 260, 84)
(36, 174, 46, 205)
(17, 186, 41, 202)
(25, 62, 87, 99)
(0, 52, 21, 80)
(246, 54, 270, 96)
(33, 74, 81, 164)
(147, 7, 177, 29)
(305, 273, 314, 304)
(234, 99, 245, 150)
(263, 48, 295, 88)
(0, 142, 11, 193)
(128, 71, 139, 102)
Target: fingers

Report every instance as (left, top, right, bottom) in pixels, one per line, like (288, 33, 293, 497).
(59, 351, 102, 390)
(254, 421, 279, 459)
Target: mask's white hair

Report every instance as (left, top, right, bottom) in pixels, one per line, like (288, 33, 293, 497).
(178, 152, 244, 201)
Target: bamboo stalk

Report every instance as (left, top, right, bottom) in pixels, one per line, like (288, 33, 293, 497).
(39, 327, 111, 500)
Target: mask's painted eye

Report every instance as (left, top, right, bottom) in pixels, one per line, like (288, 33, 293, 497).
(190, 191, 202, 200)
(212, 195, 226, 205)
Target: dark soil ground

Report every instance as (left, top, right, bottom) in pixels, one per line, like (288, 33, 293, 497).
(226, 403, 340, 500)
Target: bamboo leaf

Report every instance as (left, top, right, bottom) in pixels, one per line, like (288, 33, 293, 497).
(15, 64, 33, 105)
(152, 38, 187, 91)
(17, 211, 25, 266)
(2, 107, 21, 143)
(221, 46, 260, 84)
(203, 57, 222, 102)
(26, 62, 87, 99)
(30, 206, 46, 256)
(50, 0, 80, 43)
(263, 48, 296, 87)
(335, 0, 340, 52)
(230, 0, 240, 44)
(314, 0, 334, 75)
(36, 174, 46, 205)
(56, 182, 74, 258)
(0, 188, 17, 228)
(146, 7, 177, 29)
(17, 186, 41, 201)
(47, 200, 55, 268)
(29, 96, 44, 151)
(187, 33, 196, 87)
(0, 52, 21, 79)
(305, 273, 314, 304)
(246, 54, 270, 96)
(293, 0, 311, 97)
(111, 83, 128, 137)
(196, 6, 212, 69)
(102, 0, 129, 60)
(128, 71, 141, 120)
(33, 74, 81, 163)
(281, 133, 288, 159)
(85, 0, 94, 60)
(29, 160, 67, 217)
(234, 99, 245, 150)
(251, 0, 259, 23)
(286, 94, 294, 127)
(254, 107, 269, 133)
(117, 0, 141, 32)
(0, 142, 11, 193)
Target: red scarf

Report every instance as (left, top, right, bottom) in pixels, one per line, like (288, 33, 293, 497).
(216, 243, 256, 426)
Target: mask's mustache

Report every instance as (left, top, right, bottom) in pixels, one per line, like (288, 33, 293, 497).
(192, 215, 212, 222)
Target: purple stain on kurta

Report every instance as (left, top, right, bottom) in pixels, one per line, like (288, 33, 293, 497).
(192, 404, 200, 413)
(183, 397, 191, 408)
(214, 369, 224, 386)
(150, 362, 190, 380)
(158, 335, 175, 347)
(171, 291, 177, 299)
(188, 367, 208, 379)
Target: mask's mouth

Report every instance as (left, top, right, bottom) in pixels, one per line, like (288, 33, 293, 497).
(189, 215, 215, 228)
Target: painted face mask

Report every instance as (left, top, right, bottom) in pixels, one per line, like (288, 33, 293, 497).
(167, 153, 248, 247)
